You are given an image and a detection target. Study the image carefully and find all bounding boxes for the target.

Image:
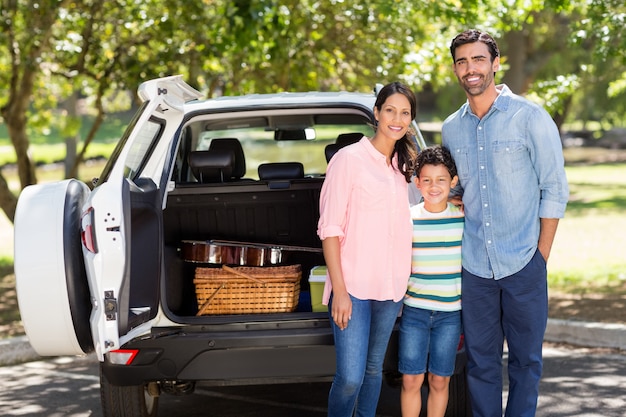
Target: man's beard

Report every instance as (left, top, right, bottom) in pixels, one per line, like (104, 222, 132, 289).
(460, 73, 493, 97)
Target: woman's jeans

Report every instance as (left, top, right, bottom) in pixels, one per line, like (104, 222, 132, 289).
(327, 294, 402, 417)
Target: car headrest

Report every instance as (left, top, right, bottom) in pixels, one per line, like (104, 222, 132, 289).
(208, 138, 246, 179)
(335, 132, 363, 147)
(188, 149, 234, 183)
(324, 143, 341, 163)
(258, 162, 305, 180)
(325, 133, 363, 163)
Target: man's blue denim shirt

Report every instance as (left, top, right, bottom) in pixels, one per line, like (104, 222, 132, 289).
(442, 84, 569, 280)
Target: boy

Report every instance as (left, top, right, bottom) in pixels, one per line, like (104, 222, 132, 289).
(399, 145, 464, 417)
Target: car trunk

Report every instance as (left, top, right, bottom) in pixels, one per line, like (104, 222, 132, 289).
(161, 178, 327, 320)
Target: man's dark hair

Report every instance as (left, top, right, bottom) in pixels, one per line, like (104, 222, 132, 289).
(449, 29, 500, 63)
(415, 146, 457, 179)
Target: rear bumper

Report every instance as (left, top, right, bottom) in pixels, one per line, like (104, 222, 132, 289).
(102, 325, 337, 386)
(102, 322, 467, 387)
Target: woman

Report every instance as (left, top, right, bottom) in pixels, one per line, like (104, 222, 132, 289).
(317, 81, 418, 417)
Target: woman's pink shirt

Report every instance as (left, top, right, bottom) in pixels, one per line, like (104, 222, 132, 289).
(317, 137, 412, 304)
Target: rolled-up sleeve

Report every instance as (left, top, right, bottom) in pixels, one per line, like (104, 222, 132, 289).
(317, 152, 352, 240)
(528, 107, 570, 219)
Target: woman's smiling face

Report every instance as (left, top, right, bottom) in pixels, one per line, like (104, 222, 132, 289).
(374, 93, 412, 141)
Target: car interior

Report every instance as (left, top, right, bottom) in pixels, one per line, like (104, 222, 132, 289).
(161, 109, 373, 319)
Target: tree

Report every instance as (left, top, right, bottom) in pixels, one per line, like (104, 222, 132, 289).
(570, 0, 626, 128)
(0, 0, 74, 221)
(2, 0, 625, 224)
(0, 0, 190, 221)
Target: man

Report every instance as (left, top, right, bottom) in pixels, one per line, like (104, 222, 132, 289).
(441, 29, 569, 417)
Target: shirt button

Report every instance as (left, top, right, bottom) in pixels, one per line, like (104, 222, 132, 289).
(480, 166, 485, 169)
(482, 185, 486, 189)
(486, 222, 490, 226)
(478, 127, 482, 130)
(487, 240, 492, 244)
(484, 203, 488, 207)
(479, 147, 483, 150)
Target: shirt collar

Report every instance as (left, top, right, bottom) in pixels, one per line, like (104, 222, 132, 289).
(361, 136, 399, 167)
(461, 83, 512, 118)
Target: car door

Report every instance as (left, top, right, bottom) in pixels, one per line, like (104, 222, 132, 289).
(14, 76, 201, 360)
(82, 76, 202, 360)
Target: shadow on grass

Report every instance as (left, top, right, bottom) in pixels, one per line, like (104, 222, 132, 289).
(564, 180, 626, 215)
(0, 260, 13, 277)
(548, 290, 626, 324)
(566, 195, 626, 215)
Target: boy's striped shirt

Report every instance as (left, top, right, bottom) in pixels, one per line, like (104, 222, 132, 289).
(404, 202, 464, 312)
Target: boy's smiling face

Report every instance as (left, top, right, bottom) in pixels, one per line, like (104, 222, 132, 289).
(415, 163, 458, 213)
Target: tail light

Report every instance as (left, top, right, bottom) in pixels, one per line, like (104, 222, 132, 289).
(108, 349, 139, 365)
(81, 206, 98, 253)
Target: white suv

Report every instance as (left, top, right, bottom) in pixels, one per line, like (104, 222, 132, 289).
(14, 75, 469, 417)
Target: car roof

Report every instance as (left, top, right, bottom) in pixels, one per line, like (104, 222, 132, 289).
(183, 91, 378, 114)
(137, 76, 378, 114)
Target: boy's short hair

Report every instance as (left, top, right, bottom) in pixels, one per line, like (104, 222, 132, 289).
(415, 146, 457, 179)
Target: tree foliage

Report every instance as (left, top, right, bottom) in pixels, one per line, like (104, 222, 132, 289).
(1, 0, 625, 223)
(0, 0, 74, 220)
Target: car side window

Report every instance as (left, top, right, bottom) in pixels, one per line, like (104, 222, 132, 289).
(122, 119, 163, 179)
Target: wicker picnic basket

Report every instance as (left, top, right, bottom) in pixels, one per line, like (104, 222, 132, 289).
(194, 264, 301, 315)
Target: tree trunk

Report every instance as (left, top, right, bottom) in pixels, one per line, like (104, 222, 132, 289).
(1, 92, 38, 189)
(69, 86, 106, 180)
(552, 95, 572, 134)
(0, 172, 17, 223)
(501, 30, 530, 95)
(64, 92, 79, 179)
(0, 81, 37, 224)
(0, 0, 71, 223)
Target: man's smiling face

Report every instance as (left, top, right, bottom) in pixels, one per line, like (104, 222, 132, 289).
(453, 42, 500, 97)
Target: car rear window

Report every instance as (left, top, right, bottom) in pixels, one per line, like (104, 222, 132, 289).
(197, 123, 372, 178)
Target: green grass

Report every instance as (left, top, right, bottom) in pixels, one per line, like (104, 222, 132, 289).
(0, 112, 130, 166)
(0, 258, 13, 276)
(0, 141, 117, 167)
(0, 113, 131, 144)
(2, 144, 112, 193)
(548, 161, 626, 294)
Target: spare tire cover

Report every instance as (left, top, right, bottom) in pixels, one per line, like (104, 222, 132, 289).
(14, 179, 94, 356)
